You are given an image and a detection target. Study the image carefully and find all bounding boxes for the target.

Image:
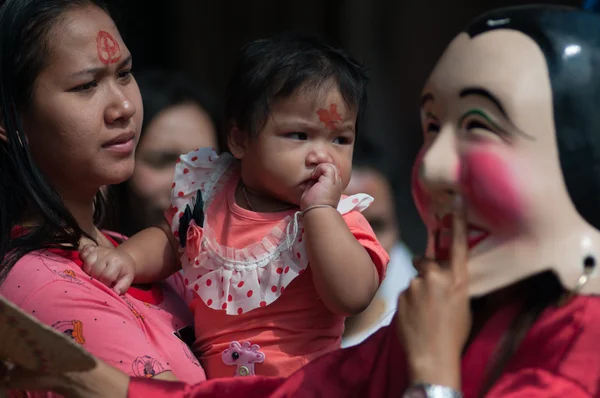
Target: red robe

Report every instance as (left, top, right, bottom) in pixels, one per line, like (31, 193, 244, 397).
(128, 295, 600, 397)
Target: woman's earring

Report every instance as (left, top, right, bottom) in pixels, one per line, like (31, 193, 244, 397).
(559, 255, 595, 306)
(575, 255, 596, 294)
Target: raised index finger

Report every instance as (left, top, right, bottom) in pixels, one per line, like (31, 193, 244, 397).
(451, 194, 468, 283)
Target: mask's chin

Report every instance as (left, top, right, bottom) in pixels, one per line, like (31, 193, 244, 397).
(465, 233, 554, 297)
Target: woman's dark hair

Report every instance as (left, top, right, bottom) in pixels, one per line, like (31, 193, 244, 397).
(462, 5, 600, 395)
(104, 70, 221, 236)
(0, 0, 112, 281)
(223, 33, 368, 150)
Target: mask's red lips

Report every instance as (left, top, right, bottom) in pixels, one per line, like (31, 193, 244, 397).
(434, 214, 489, 261)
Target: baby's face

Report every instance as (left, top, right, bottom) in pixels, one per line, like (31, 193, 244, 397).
(238, 83, 357, 206)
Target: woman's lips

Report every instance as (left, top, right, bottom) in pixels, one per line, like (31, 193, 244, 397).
(434, 214, 489, 261)
(102, 132, 135, 154)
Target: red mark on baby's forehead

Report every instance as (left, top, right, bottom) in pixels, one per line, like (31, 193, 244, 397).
(96, 30, 121, 65)
(317, 104, 343, 131)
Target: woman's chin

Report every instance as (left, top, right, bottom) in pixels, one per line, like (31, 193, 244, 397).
(101, 163, 135, 186)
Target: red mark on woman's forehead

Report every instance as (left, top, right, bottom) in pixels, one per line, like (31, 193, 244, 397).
(317, 104, 343, 131)
(96, 31, 121, 65)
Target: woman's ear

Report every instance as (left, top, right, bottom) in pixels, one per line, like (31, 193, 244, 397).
(227, 127, 248, 160)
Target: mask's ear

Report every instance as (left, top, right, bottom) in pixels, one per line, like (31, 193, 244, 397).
(227, 126, 249, 160)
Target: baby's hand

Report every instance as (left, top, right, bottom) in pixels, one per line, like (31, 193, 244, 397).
(301, 163, 343, 210)
(80, 245, 136, 295)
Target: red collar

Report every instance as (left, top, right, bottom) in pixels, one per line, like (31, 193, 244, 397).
(12, 227, 164, 305)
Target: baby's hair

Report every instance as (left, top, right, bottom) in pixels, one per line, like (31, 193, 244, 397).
(223, 32, 368, 149)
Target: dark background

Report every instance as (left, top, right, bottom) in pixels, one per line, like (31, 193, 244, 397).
(112, 0, 579, 252)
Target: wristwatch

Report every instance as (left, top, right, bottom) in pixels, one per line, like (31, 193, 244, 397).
(403, 383, 464, 398)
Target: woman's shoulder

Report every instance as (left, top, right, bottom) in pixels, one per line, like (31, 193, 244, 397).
(525, 295, 600, 354)
(507, 295, 600, 395)
(2, 250, 193, 332)
(0, 250, 87, 305)
(556, 295, 600, 373)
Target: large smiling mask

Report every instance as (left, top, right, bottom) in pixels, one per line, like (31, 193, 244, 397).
(413, 5, 600, 296)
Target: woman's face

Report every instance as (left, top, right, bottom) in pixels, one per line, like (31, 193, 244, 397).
(127, 102, 217, 230)
(22, 5, 142, 200)
(413, 29, 584, 295)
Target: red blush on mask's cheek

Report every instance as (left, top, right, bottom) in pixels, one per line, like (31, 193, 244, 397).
(461, 149, 524, 229)
(411, 149, 433, 226)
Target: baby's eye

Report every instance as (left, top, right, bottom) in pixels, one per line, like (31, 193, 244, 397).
(333, 136, 351, 145)
(286, 133, 308, 140)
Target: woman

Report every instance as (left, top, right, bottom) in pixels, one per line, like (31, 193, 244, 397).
(5, 4, 600, 398)
(108, 70, 220, 236)
(404, 4, 600, 396)
(0, 0, 206, 390)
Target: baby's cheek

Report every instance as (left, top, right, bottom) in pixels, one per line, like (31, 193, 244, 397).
(460, 148, 525, 230)
(337, 159, 351, 186)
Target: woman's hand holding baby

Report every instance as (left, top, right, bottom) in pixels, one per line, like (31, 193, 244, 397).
(80, 245, 136, 295)
(301, 163, 343, 211)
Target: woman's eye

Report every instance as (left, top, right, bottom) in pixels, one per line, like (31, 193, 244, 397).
(118, 70, 133, 80)
(71, 81, 97, 92)
(287, 133, 308, 140)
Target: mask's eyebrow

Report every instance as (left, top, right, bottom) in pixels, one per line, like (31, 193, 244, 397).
(458, 86, 535, 141)
(459, 87, 507, 117)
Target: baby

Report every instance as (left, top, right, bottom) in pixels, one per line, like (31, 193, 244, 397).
(81, 33, 389, 378)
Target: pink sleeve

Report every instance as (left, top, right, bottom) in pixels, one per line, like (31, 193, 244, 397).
(486, 369, 592, 397)
(128, 320, 408, 397)
(18, 281, 174, 377)
(163, 272, 194, 305)
(343, 210, 390, 283)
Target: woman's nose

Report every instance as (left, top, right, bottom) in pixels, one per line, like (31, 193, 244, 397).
(105, 87, 136, 125)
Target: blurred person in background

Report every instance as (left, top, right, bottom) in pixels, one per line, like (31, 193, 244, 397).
(342, 141, 416, 348)
(107, 70, 221, 236)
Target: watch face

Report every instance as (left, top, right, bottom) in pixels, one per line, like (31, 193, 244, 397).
(404, 386, 427, 398)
